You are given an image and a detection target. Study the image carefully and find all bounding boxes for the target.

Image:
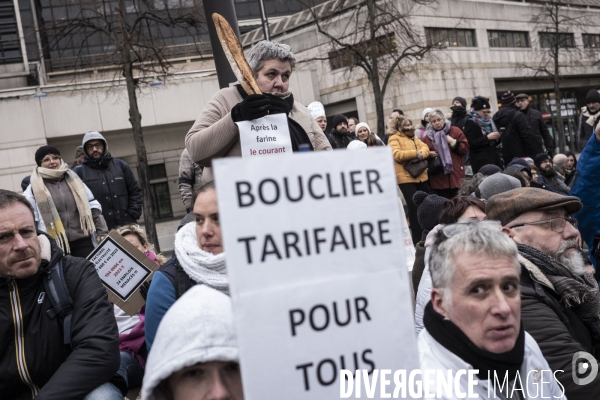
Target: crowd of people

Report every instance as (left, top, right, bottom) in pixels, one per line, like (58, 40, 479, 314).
(2, 39, 600, 400)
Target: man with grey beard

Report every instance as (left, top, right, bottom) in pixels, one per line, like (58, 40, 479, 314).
(487, 188, 600, 398)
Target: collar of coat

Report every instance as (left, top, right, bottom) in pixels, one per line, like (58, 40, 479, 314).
(518, 254, 556, 292)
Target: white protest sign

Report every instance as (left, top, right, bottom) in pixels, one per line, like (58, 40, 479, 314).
(213, 147, 419, 400)
(88, 234, 152, 304)
(236, 113, 293, 157)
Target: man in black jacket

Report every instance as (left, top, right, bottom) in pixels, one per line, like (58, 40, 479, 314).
(488, 188, 600, 398)
(493, 91, 543, 163)
(0, 190, 120, 400)
(516, 93, 554, 157)
(579, 89, 600, 151)
(328, 114, 354, 149)
(75, 131, 143, 230)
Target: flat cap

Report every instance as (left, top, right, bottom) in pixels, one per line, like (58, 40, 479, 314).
(515, 93, 529, 100)
(486, 188, 582, 226)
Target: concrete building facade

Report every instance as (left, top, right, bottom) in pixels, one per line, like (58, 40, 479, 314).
(1, 0, 599, 220)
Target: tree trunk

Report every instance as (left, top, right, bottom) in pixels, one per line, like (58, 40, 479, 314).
(553, 45, 565, 153)
(118, 0, 160, 252)
(366, 0, 386, 139)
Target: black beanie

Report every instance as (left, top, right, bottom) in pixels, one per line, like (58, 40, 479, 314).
(478, 164, 502, 176)
(534, 153, 551, 168)
(413, 191, 446, 241)
(452, 96, 467, 108)
(35, 145, 61, 166)
(586, 89, 600, 104)
(501, 91, 516, 105)
(332, 114, 348, 128)
(471, 96, 491, 111)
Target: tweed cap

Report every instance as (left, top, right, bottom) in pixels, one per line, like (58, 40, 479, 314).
(486, 188, 582, 226)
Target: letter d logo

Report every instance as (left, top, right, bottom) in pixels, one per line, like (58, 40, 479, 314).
(572, 351, 598, 385)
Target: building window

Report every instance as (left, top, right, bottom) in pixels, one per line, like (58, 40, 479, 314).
(488, 30, 529, 48)
(329, 33, 396, 70)
(539, 32, 575, 48)
(148, 164, 173, 220)
(583, 34, 600, 49)
(425, 28, 476, 48)
(0, 0, 22, 64)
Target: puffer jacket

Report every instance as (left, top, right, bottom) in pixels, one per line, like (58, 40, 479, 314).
(493, 104, 543, 162)
(571, 131, 600, 267)
(0, 234, 119, 399)
(518, 250, 600, 398)
(422, 126, 469, 190)
(75, 131, 143, 230)
(387, 129, 430, 184)
(418, 327, 566, 399)
(185, 86, 332, 182)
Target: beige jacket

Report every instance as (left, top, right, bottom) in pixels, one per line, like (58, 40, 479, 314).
(185, 87, 332, 181)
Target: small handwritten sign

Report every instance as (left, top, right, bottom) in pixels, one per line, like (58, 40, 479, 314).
(87, 231, 159, 315)
(236, 113, 293, 157)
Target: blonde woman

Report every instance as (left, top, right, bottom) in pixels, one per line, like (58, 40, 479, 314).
(387, 116, 430, 243)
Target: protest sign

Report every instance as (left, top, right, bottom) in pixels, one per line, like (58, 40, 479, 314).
(236, 113, 293, 157)
(87, 231, 159, 315)
(213, 147, 419, 399)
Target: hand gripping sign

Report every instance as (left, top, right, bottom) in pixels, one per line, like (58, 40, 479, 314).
(213, 147, 419, 400)
(235, 113, 293, 157)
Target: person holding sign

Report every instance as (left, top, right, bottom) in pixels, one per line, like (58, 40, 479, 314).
(420, 222, 565, 399)
(185, 41, 332, 182)
(23, 145, 108, 258)
(145, 182, 228, 350)
(142, 285, 242, 400)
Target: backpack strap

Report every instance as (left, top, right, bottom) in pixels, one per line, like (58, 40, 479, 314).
(43, 259, 75, 345)
(175, 259, 196, 299)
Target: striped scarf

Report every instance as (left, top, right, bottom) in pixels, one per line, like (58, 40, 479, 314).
(30, 160, 95, 254)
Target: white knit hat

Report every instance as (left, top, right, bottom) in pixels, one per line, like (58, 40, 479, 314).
(354, 122, 371, 135)
(347, 140, 368, 150)
(307, 101, 326, 120)
(422, 107, 434, 121)
(141, 286, 238, 400)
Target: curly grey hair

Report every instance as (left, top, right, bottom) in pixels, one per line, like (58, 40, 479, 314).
(428, 222, 520, 306)
(247, 41, 296, 77)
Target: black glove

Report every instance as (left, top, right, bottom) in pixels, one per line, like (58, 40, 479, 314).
(231, 94, 271, 122)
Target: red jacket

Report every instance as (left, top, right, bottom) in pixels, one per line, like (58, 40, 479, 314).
(422, 126, 470, 190)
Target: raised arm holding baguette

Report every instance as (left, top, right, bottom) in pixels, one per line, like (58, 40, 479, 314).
(185, 39, 332, 182)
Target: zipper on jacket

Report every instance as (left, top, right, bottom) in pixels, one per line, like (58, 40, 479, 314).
(8, 279, 40, 398)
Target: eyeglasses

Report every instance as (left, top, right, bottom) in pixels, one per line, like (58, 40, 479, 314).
(508, 217, 577, 233)
(41, 155, 61, 163)
(85, 143, 103, 150)
(439, 220, 502, 241)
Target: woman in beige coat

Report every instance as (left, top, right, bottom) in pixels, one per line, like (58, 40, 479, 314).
(186, 41, 332, 181)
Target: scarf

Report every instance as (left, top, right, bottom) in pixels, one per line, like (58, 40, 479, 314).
(471, 111, 496, 135)
(583, 107, 600, 127)
(235, 85, 314, 152)
(30, 160, 95, 254)
(174, 222, 228, 294)
(518, 244, 600, 342)
(423, 302, 525, 383)
(426, 122, 453, 175)
(450, 106, 467, 128)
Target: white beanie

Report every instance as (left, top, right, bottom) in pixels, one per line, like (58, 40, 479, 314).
(422, 108, 434, 121)
(347, 140, 368, 150)
(141, 286, 238, 400)
(307, 101, 326, 120)
(354, 122, 371, 135)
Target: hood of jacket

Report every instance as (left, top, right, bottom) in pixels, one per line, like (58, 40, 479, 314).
(81, 131, 113, 168)
(141, 285, 238, 400)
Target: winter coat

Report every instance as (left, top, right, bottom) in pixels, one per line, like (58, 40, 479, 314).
(422, 126, 469, 190)
(493, 104, 543, 163)
(415, 247, 431, 336)
(23, 181, 107, 242)
(418, 328, 566, 400)
(412, 241, 426, 297)
(329, 129, 355, 149)
(572, 133, 600, 267)
(178, 148, 204, 212)
(75, 131, 143, 231)
(462, 118, 503, 173)
(537, 174, 570, 195)
(185, 86, 332, 182)
(521, 107, 554, 156)
(0, 234, 119, 400)
(518, 252, 600, 397)
(387, 130, 430, 184)
(578, 107, 600, 152)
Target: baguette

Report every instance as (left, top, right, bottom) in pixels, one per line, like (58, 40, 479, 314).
(212, 13, 262, 95)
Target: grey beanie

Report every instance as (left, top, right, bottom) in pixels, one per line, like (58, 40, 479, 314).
(478, 173, 522, 201)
